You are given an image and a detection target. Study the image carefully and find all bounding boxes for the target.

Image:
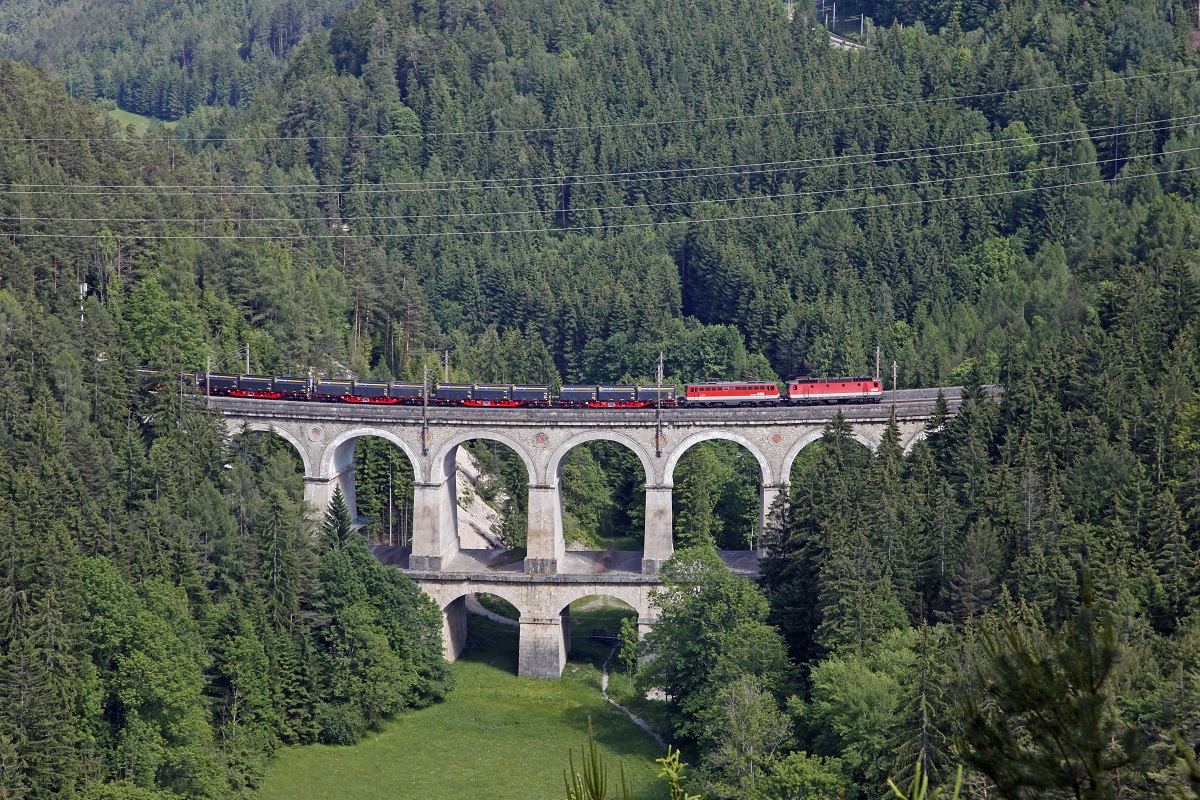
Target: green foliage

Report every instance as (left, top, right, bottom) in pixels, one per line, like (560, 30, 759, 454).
(886, 759, 962, 800)
(756, 751, 847, 800)
(1174, 732, 1200, 800)
(617, 617, 642, 692)
(564, 718, 634, 800)
(81, 782, 175, 800)
(673, 442, 760, 550)
(960, 572, 1134, 799)
(799, 629, 918, 790)
(322, 485, 355, 550)
(640, 548, 788, 743)
(657, 747, 704, 800)
(699, 675, 793, 797)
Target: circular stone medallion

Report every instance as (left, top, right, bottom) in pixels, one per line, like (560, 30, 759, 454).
(535, 433, 549, 446)
(308, 425, 323, 442)
(771, 433, 783, 444)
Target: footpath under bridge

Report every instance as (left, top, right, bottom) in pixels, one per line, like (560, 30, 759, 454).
(209, 387, 964, 676)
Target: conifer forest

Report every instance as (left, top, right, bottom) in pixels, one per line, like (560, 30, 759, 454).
(2, 0, 1200, 796)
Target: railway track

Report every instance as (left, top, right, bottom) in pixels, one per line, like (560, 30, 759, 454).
(204, 385, 997, 428)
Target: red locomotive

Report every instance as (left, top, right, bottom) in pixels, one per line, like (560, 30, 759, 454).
(786, 376, 883, 404)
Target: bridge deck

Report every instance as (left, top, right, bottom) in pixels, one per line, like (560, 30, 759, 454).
(206, 386, 959, 426)
(372, 546, 761, 581)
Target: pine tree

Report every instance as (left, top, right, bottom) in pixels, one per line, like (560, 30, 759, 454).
(889, 623, 956, 792)
(961, 569, 1134, 800)
(259, 486, 302, 631)
(1147, 490, 1198, 635)
(943, 522, 999, 628)
(322, 486, 354, 551)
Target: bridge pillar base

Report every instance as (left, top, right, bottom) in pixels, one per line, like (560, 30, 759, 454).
(409, 555, 444, 571)
(641, 558, 666, 575)
(442, 596, 467, 661)
(518, 614, 569, 678)
(523, 557, 558, 575)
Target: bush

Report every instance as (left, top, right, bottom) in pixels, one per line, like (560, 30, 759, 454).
(316, 702, 367, 745)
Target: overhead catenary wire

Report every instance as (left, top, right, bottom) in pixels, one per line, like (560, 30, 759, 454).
(2, 65, 1196, 144)
(3, 156, 1193, 240)
(5, 144, 1194, 226)
(1, 112, 1193, 198)
(4, 111, 1193, 192)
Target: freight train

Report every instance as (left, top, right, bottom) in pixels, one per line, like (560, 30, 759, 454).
(142, 370, 883, 407)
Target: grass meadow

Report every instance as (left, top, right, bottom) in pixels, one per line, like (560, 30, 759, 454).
(102, 107, 174, 135)
(257, 606, 667, 799)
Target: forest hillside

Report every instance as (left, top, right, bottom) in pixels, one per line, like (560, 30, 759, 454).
(0, 0, 1199, 797)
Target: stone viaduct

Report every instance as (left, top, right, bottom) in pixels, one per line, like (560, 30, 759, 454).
(209, 388, 961, 676)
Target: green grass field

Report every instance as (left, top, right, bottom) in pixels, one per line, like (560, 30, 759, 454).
(102, 107, 174, 135)
(257, 611, 667, 800)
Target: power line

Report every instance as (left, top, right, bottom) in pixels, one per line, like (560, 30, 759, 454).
(3, 66, 1197, 144)
(2, 113, 1192, 197)
(3, 157, 1191, 240)
(6, 145, 1190, 226)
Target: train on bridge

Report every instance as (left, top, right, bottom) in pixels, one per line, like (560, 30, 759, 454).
(141, 370, 884, 409)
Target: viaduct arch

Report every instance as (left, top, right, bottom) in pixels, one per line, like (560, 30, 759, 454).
(417, 575, 657, 678)
(216, 387, 969, 676)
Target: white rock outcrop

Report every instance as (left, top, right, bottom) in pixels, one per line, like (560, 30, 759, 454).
(455, 448, 506, 549)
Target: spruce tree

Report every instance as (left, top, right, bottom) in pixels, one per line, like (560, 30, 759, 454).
(322, 486, 354, 551)
(960, 569, 1135, 800)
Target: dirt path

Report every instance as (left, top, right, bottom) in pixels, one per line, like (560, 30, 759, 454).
(599, 643, 667, 750)
(465, 595, 518, 626)
(464, 595, 666, 749)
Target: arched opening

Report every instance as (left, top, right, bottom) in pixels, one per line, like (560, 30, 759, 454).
(228, 425, 307, 481)
(670, 440, 766, 552)
(566, 594, 638, 669)
(558, 439, 649, 569)
(437, 591, 523, 672)
(472, 592, 520, 622)
(788, 435, 873, 480)
(456, 439, 532, 554)
(464, 591, 522, 673)
(230, 422, 311, 475)
(218, 427, 310, 608)
(351, 436, 416, 547)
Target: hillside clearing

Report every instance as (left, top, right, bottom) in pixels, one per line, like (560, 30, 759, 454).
(256, 612, 666, 799)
